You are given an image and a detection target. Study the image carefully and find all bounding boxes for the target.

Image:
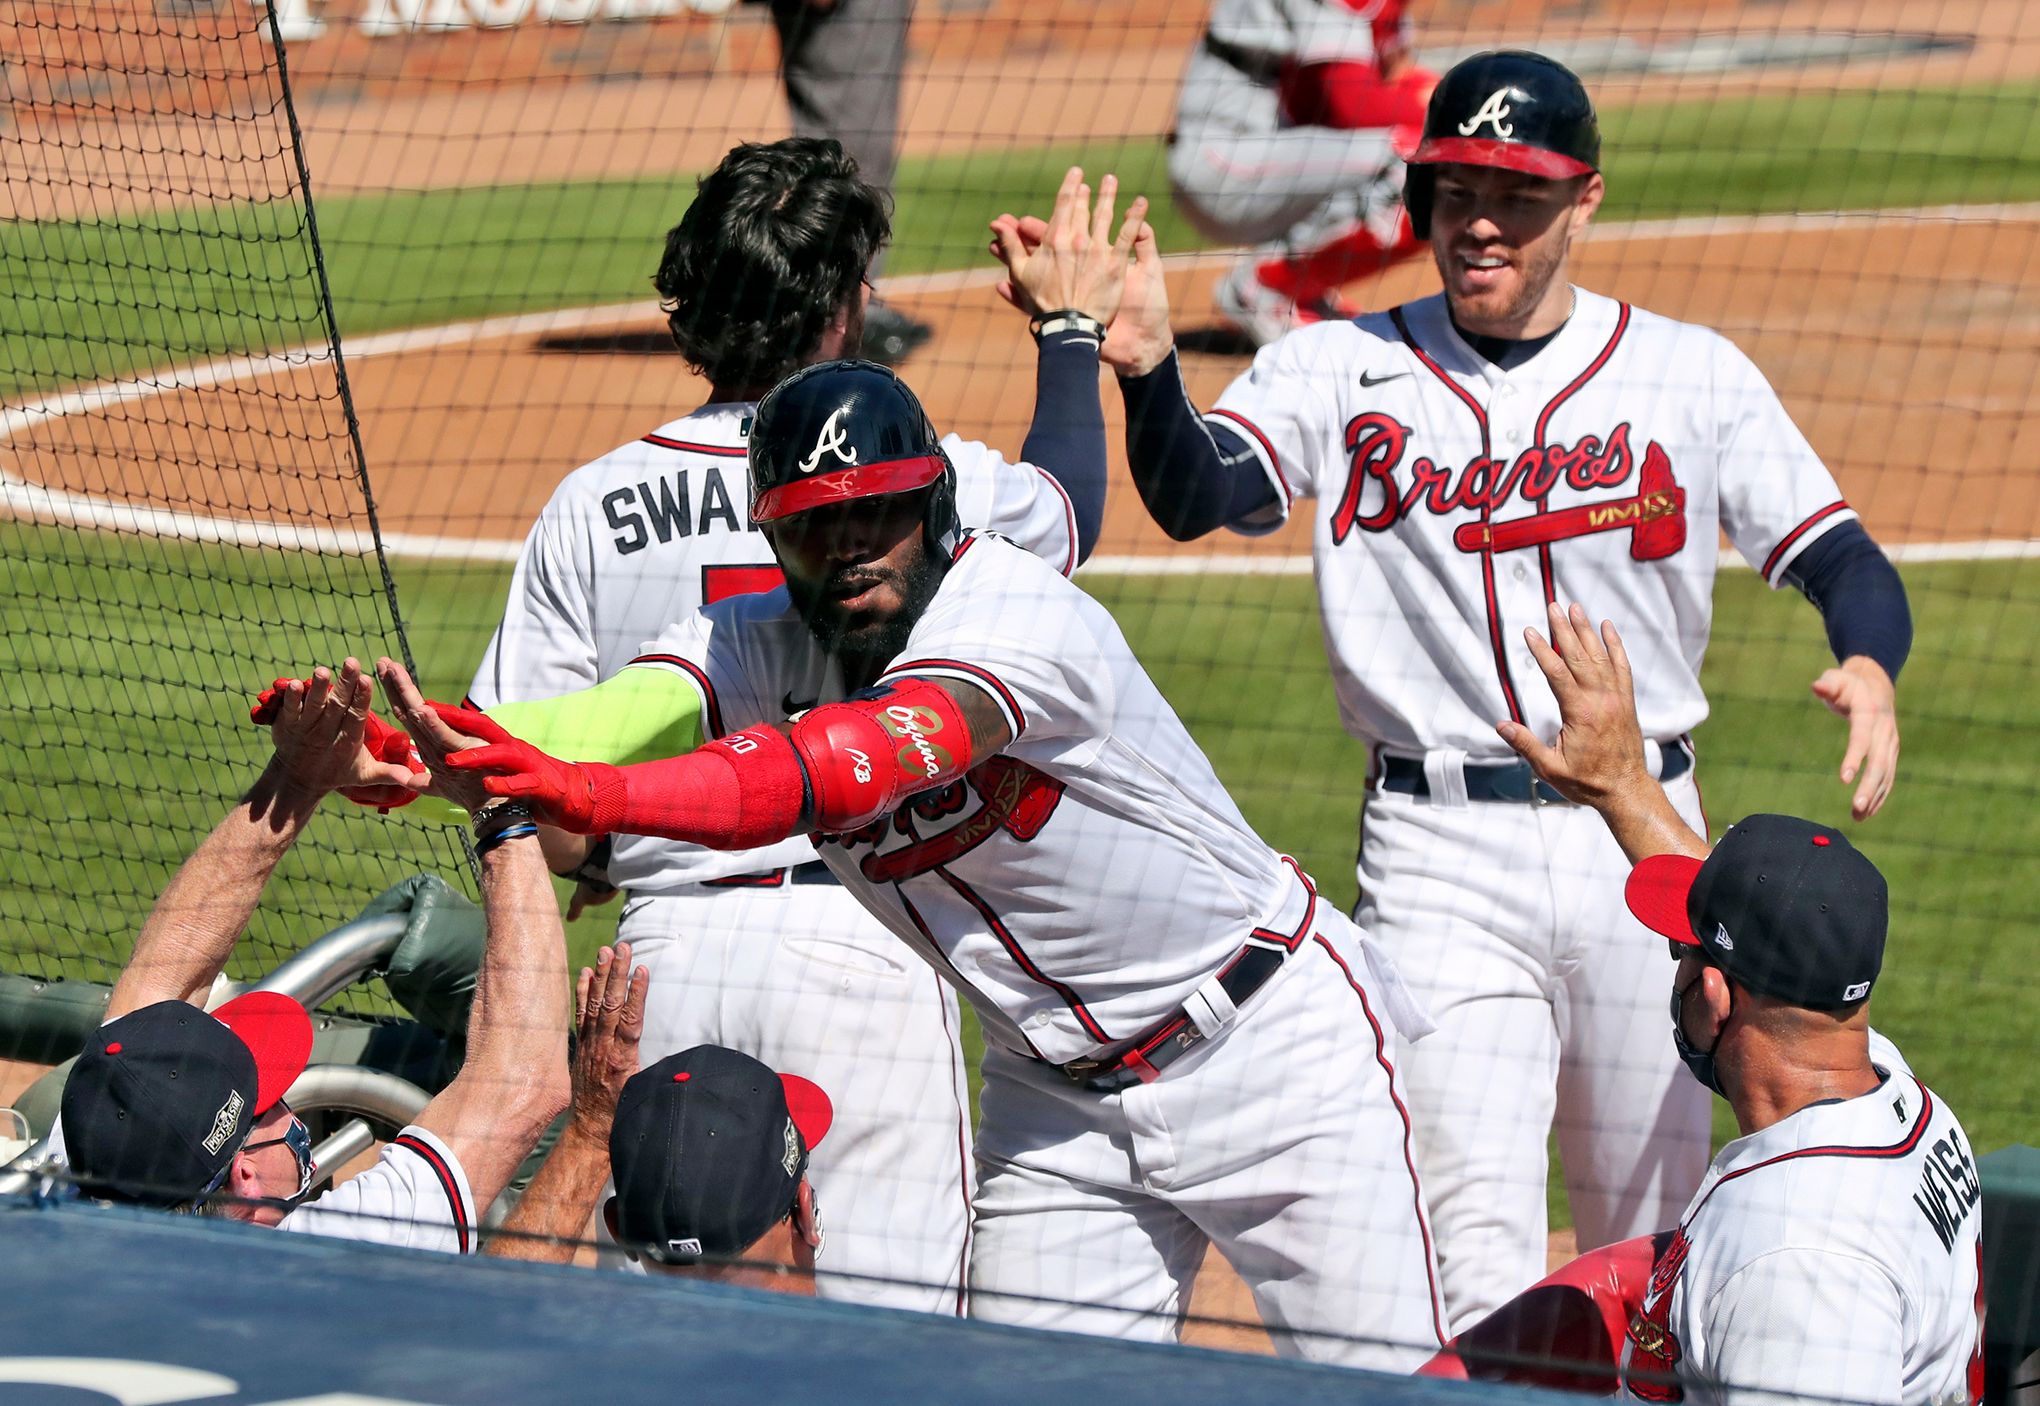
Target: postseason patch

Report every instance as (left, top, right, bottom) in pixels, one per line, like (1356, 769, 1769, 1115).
(202, 1090, 246, 1156)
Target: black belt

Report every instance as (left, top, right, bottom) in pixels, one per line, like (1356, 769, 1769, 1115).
(702, 860, 838, 889)
(1201, 32, 1283, 85)
(1056, 942, 1288, 1093)
(1378, 741, 1692, 806)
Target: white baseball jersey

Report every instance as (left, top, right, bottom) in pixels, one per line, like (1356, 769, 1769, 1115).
(1210, 288, 1856, 756)
(467, 401, 1081, 891)
(625, 532, 1403, 1064)
(1620, 1034, 1984, 1406)
(279, 1125, 478, 1256)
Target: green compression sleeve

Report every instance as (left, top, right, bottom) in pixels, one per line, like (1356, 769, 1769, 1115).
(406, 667, 708, 825)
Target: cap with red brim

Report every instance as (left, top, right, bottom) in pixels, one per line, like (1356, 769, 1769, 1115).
(1409, 136, 1596, 180)
(778, 1072, 833, 1150)
(751, 454, 948, 523)
(212, 990, 315, 1113)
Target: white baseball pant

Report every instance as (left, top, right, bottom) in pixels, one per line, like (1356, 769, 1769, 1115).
(1170, 124, 1405, 248)
(617, 880, 974, 1314)
(967, 908, 1444, 1372)
(1357, 762, 1713, 1334)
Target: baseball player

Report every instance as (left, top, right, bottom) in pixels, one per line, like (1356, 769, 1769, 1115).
(1499, 606, 1983, 1405)
(1171, 0, 1435, 344)
(378, 359, 1446, 1370)
(467, 141, 1142, 1313)
(55, 661, 568, 1253)
(1100, 50, 1914, 1328)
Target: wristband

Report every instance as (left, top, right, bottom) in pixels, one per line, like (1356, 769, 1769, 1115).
(474, 822, 539, 857)
(1030, 309, 1106, 344)
(473, 798, 538, 845)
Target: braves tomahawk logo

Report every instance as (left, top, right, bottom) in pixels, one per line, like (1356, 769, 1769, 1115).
(1624, 1227, 1690, 1403)
(1330, 412, 1687, 561)
(1458, 88, 1516, 138)
(797, 407, 859, 475)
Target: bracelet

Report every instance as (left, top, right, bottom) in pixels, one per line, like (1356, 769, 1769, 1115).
(472, 798, 537, 844)
(1030, 309, 1106, 344)
(474, 822, 540, 857)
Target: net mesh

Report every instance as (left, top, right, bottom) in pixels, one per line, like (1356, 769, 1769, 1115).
(0, 0, 2033, 1379)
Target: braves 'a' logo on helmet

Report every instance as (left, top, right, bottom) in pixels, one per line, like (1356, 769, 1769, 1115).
(1457, 88, 1516, 139)
(797, 407, 860, 475)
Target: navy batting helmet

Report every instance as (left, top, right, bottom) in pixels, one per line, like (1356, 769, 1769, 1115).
(1403, 51, 1600, 239)
(748, 360, 959, 552)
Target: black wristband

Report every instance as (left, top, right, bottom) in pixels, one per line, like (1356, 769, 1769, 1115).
(474, 822, 540, 858)
(1030, 309, 1106, 344)
(473, 799, 537, 846)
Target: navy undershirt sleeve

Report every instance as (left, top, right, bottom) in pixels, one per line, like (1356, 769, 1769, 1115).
(1019, 330, 1108, 563)
(1780, 519, 1913, 682)
(1118, 349, 1280, 541)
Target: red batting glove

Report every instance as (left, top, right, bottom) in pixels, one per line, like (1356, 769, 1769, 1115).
(432, 703, 609, 833)
(251, 678, 425, 812)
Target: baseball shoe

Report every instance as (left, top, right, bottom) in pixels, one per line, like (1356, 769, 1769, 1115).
(862, 302, 933, 368)
(1213, 260, 1361, 348)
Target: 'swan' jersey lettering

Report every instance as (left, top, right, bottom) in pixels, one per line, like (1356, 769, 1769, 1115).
(469, 402, 1081, 890)
(626, 533, 1307, 1064)
(1620, 1034, 1983, 1406)
(1210, 289, 1855, 754)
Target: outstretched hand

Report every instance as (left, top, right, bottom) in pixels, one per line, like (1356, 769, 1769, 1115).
(990, 167, 1171, 376)
(376, 657, 600, 828)
(569, 941, 649, 1144)
(264, 658, 427, 804)
(1811, 656, 1898, 820)
(1497, 602, 1655, 808)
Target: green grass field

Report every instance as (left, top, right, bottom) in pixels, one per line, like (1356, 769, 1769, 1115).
(5, 80, 2040, 398)
(4, 521, 2035, 1175)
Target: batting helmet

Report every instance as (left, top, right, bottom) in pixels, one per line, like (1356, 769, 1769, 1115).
(1402, 50, 1600, 239)
(748, 359, 958, 552)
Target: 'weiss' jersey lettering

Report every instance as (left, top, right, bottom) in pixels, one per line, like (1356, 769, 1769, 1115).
(1210, 289, 1854, 754)
(1620, 1035, 1984, 1406)
(626, 533, 1316, 1064)
(469, 402, 1081, 890)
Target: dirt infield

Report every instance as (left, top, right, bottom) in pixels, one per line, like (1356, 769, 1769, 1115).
(12, 212, 2039, 556)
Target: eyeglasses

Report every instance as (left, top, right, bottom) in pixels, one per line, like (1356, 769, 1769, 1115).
(241, 1102, 318, 1207)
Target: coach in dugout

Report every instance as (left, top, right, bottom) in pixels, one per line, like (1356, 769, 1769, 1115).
(51, 661, 569, 1251)
(487, 944, 833, 1292)
(1414, 602, 1984, 1403)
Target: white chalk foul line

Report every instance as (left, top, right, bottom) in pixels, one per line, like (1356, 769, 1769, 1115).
(6, 198, 2040, 562)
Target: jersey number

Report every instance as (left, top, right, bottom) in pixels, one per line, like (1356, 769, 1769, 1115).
(702, 564, 786, 602)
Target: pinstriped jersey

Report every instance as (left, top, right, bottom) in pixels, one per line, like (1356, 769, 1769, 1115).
(278, 1124, 478, 1256)
(626, 532, 1309, 1063)
(468, 401, 1081, 891)
(1209, 287, 1855, 756)
(1619, 1035, 1983, 1406)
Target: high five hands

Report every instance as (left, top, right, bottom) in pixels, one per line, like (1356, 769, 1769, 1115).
(989, 167, 1173, 376)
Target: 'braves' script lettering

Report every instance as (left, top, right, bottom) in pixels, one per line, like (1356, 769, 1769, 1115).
(1330, 412, 1652, 545)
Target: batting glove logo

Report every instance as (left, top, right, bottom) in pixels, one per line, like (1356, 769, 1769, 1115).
(797, 407, 859, 475)
(1457, 88, 1516, 138)
(846, 747, 873, 785)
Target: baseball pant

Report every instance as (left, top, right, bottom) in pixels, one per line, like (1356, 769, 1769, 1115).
(967, 908, 1444, 1372)
(771, 0, 911, 278)
(1170, 124, 1405, 250)
(1357, 763, 1713, 1334)
(618, 880, 973, 1314)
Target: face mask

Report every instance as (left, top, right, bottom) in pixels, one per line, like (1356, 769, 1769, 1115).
(1670, 973, 1729, 1096)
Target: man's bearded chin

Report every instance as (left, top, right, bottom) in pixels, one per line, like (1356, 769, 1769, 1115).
(786, 534, 946, 665)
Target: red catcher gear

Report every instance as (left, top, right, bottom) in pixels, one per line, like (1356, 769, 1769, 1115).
(1415, 1230, 1670, 1388)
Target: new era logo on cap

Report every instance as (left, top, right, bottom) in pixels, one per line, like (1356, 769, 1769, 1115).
(1624, 815, 1887, 1011)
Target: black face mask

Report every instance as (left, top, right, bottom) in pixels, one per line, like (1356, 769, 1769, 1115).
(1670, 973, 1730, 1096)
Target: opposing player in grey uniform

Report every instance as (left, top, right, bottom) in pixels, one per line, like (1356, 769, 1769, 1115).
(1171, 0, 1434, 343)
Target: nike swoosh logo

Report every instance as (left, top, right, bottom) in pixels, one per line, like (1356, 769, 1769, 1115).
(782, 691, 817, 717)
(1359, 370, 1411, 388)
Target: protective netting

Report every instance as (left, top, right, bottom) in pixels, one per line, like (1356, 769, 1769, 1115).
(2, 0, 2036, 1389)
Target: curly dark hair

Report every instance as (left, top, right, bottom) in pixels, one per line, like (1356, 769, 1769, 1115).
(654, 138, 890, 393)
